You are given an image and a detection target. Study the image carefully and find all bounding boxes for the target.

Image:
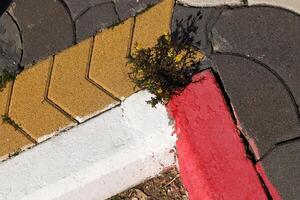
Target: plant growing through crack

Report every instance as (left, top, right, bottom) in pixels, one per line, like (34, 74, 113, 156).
(0, 69, 16, 92)
(128, 11, 204, 107)
(2, 114, 21, 130)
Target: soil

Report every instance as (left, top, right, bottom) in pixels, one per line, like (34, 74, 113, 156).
(107, 167, 188, 200)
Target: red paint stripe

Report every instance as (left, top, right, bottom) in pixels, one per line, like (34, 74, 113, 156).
(167, 70, 268, 200)
(256, 164, 282, 200)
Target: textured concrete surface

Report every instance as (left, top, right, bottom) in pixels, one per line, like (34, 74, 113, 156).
(0, 0, 162, 71)
(0, 0, 12, 16)
(89, 19, 135, 99)
(248, 0, 300, 14)
(115, 0, 160, 20)
(8, 0, 74, 66)
(211, 54, 300, 159)
(0, 83, 32, 160)
(173, 2, 300, 199)
(62, 0, 111, 20)
(211, 7, 300, 115)
(171, 4, 222, 54)
(0, 91, 176, 200)
(48, 38, 118, 122)
(178, 0, 244, 7)
(0, 12, 22, 76)
(131, 0, 174, 49)
(257, 140, 300, 200)
(9, 58, 75, 141)
(75, 2, 119, 41)
(0, 1, 299, 199)
(168, 70, 267, 200)
(0, 0, 174, 161)
(181, 3, 300, 199)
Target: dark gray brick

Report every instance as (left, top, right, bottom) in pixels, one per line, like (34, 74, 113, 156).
(210, 54, 300, 159)
(257, 139, 300, 200)
(0, 12, 22, 75)
(8, 0, 74, 65)
(75, 2, 119, 42)
(0, 0, 13, 16)
(62, 0, 111, 20)
(172, 5, 222, 54)
(115, 0, 160, 21)
(211, 7, 300, 114)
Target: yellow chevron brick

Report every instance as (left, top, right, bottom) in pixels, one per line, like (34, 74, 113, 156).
(0, 83, 32, 160)
(131, 0, 174, 50)
(48, 38, 118, 122)
(9, 58, 75, 142)
(0, 83, 10, 115)
(89, 19, 135, 99)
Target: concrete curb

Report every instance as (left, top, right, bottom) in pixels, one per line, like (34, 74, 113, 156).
(177, 0, 244, 7)
(0, 0, 174, 161)
(178, 0, 300, 15)
(0, 91, 176, 200)
(248, 0, 300, 14)
(167, 70, 270, 199)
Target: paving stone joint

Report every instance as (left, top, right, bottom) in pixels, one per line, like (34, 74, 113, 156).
(0, 0, 299, 199)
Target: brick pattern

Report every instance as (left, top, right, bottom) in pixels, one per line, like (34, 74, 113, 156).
(9, 58, 76, 141)
(0, 83, 33, 160)
(131, 0, 174, 49)
(0, 0, 161, 71)
(0, 0, 174, 160)
(89, 19, 136, 99)
(192, 5, 300, 199)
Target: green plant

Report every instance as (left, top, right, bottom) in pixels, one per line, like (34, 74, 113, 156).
(128, 33, 203, 107)
(128, 10, 204, 107)
(0, 69, 16, 92)
(2, 114, 21, 130)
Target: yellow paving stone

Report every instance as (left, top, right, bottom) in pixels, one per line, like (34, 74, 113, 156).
(131, 0, 174, 50)
(0, 82, 11, 115)
(0, 123, 33, 160)
(89, 19, 135, 99)
(48, 38, 118, 122)
(9, 58, 75, 142)
(195, 50, 205, 61)
(0, 83, 32, 160)
(0, 123, 32, 159)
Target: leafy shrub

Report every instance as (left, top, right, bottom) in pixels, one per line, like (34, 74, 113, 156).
(128, 32, 203, 107)
(0, 69, 16, 92)
(128, 11, 204, 107)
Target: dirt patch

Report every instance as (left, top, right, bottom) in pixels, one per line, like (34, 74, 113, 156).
(107, 167, 188, 200)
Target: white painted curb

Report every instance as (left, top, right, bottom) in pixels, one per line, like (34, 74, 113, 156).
(0, 91, 176, 200)
(177, 0, 244, 7)
(178, 0, 300, 15)
(248, 0, 300, 14)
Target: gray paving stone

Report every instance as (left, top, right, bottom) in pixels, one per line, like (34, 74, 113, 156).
(210, 54, 300, 159)
(8, 0, 74, 66)
(257, 139, 300, 200)
(248, 0, 300, 15)
(178, 0, 244, 7)
(62, 0, 111, 20)
(0, 12, 22, 76)
(211, 6, 300, 114)
(75, 2, 119, 42)
(115, 0, 160, 21)
(172, 5, 222, 54)
(0, 0, 13, 16)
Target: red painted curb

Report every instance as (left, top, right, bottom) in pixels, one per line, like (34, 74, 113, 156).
(167, 70, 268, 200)
(256, 164, 282, 200)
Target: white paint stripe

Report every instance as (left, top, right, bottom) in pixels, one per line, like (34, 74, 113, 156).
(178, 0, 300, 15)
(177, 0, 244, 7)
(75, 102, 120, 123)
(0, 91, 176, 200)
(248, 0, 300, 14)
